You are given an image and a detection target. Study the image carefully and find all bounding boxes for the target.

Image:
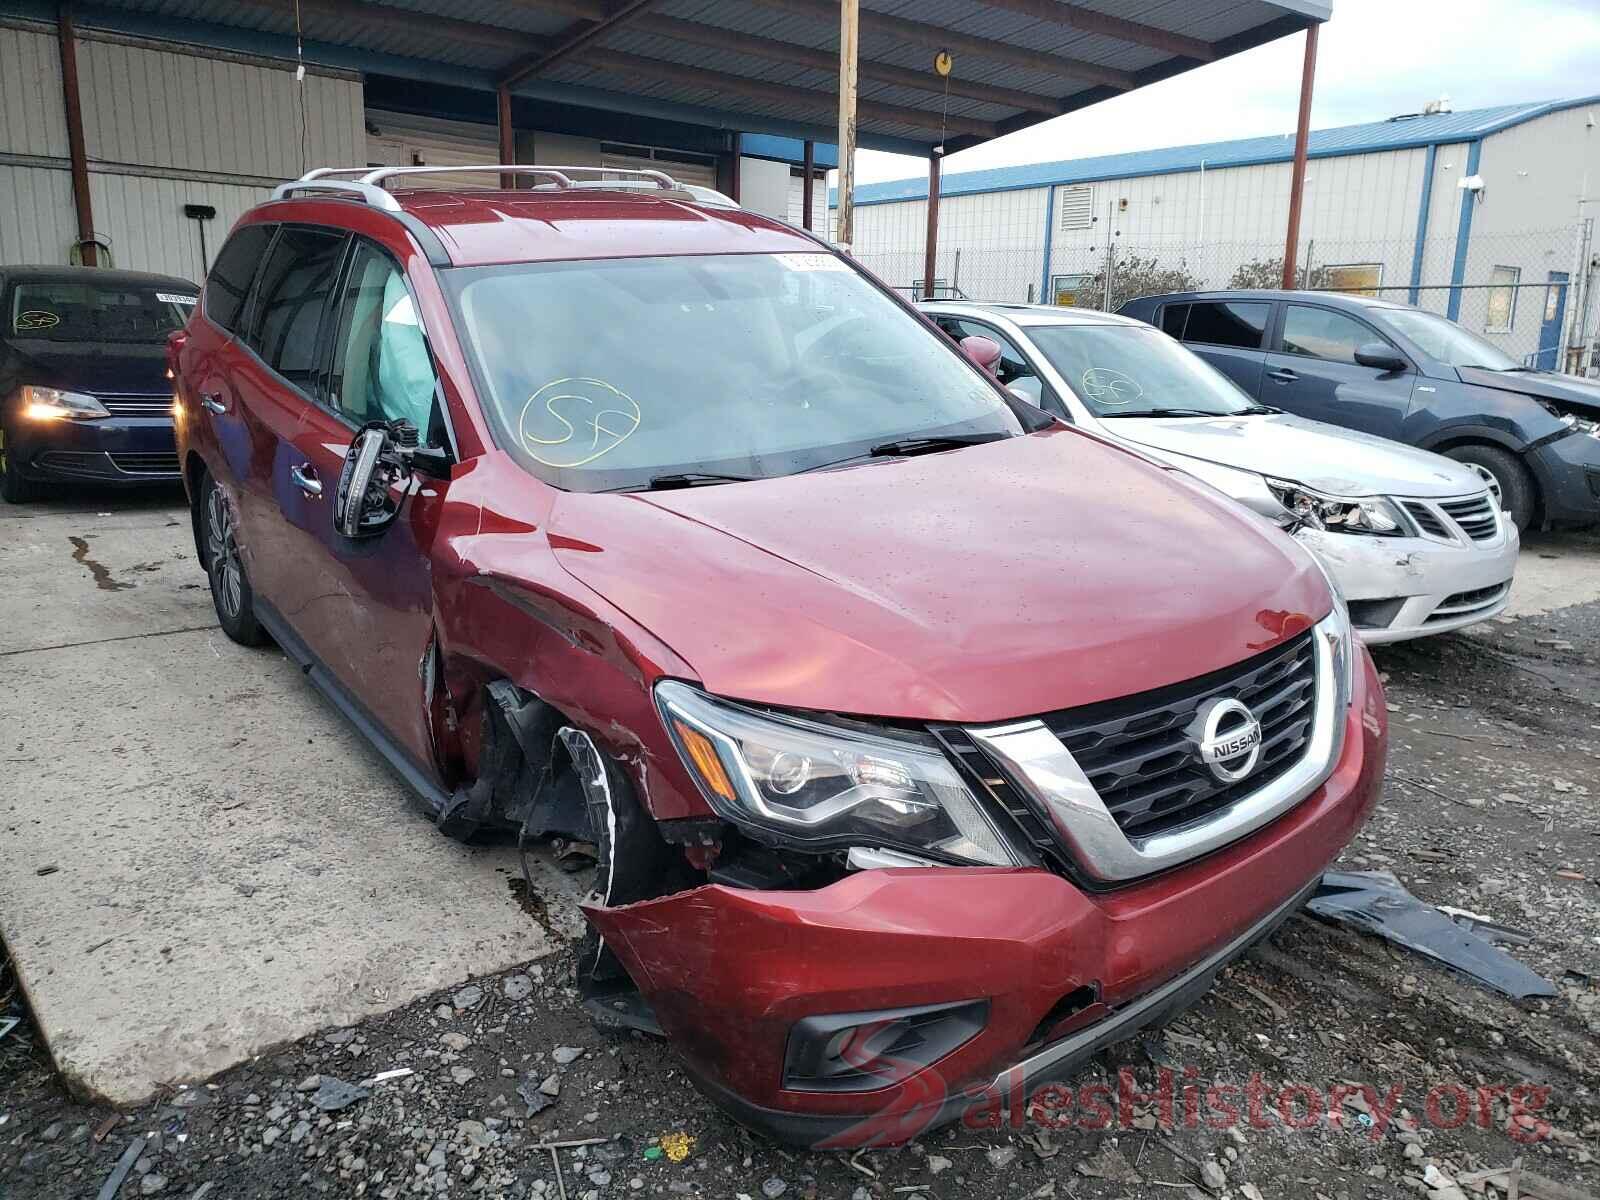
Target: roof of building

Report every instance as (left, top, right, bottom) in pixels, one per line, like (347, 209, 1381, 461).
(841, 94, 1600, 205)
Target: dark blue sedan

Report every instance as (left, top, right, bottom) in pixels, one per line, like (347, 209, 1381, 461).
(1119, 289, 1600, 532)
(0, 265, 198, 503)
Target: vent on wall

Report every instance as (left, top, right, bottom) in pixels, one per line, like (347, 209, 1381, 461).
(1058, 185, 1094, 231)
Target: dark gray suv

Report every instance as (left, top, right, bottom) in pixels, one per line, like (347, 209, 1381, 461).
(1119, 289, 1600, 532)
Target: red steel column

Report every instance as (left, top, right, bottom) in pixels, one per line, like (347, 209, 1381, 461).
(923, 151, 941, 299)
(57, 1, 96, 266)
(1281, 23, 1319, 289)
(802, 139, 815, 230)
(497, 85, 516, 189)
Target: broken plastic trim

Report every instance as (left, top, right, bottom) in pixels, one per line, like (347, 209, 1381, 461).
(1307, 870, 1556, 999)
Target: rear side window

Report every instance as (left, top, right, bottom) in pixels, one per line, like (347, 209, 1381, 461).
(1181, 301, 1269, 349)
(204, 224, 274, 334)
(246, 227, 348, 390)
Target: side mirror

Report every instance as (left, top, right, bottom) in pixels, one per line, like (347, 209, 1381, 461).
(960, 334, 1002, 377)
(335, 420, 416, 538)
(1354, 342, 1408, 372)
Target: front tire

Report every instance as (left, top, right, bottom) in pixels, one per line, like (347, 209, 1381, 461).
(200, 471, 266, 646)
(0, 418, 38, 504)
(1443, 444, 1536, 532)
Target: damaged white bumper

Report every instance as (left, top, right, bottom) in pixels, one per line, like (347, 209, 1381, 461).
(1294, 516, 1519, 645)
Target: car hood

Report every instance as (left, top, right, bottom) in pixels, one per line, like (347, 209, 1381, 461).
(546, 428, 1329, 724)
(1457, 366, 1600, 418)
(5, 338, 172, 397)
(1109, 412, 1483, 499)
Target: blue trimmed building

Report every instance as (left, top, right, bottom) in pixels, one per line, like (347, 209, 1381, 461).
(837, 98, 1600, 368)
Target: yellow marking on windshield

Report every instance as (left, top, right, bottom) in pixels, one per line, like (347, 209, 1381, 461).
(519, 377, 641, 468)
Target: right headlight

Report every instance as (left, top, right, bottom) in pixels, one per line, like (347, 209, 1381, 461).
(655, 680, 1021, 866)
(19, 384, 110, 420)
(1267, 478, 1412, 537)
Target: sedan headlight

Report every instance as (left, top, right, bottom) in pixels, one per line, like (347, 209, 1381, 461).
(655, 680, 1021, 866)
(20, 384, 110, 420)
(1267, 478, 1410, 536)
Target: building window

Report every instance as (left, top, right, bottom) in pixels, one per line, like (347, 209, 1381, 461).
(1321, 263, 1383, 297)
(1485, 266, 1520, 332)
(1057, 186, 1093, 231)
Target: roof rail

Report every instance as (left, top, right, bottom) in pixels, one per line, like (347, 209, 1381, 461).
(271, 164, 703, 211)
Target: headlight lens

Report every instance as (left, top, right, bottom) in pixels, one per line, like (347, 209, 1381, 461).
(1539, 401, 1600, 438)
(1267, 478, 1410, 536)
(20, 384, 110, 420)
(655, 680, 1020, 866)
(1304, 551, 1354, 710)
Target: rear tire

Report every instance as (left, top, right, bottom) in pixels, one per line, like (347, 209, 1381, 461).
(1443, 444, 1536, 532)
(199, 471, 266, 646)
(0, 418, 38, 504)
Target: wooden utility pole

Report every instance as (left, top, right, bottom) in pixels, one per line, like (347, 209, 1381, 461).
(923, 152, 941, 299)
(835, 0, 858, 250)
(497, 84, 516, 189)
(56, 1, 96, 266)
(1281, 23, 1319, 289)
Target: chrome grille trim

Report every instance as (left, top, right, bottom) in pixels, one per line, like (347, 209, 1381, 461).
(969, 618, 1346, 882)
(1399, 491, 1501, 545)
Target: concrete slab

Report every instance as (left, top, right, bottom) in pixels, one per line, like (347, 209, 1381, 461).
(1503, 528, 1600, 618)
(0, 497, 574, 1105)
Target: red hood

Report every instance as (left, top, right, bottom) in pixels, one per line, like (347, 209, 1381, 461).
(547, 428, 1329, 723)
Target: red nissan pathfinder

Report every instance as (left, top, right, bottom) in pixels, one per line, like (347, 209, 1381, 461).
(170, 166, 1386, 1146)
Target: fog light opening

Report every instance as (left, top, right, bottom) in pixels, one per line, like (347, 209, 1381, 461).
(782, 1000, 988, 1094)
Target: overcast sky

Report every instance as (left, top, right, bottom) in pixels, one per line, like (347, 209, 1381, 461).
(852, 0, 1600, 185)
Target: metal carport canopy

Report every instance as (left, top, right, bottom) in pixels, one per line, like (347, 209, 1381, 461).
(42, 0, 1331, 158)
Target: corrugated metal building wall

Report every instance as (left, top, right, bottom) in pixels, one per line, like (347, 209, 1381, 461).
(0, 17, 364, 281)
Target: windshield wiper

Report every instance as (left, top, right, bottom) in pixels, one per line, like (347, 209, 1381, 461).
(867, 431, 1012, 458)
(1234, 404, 1283, 415)
(608, 471, 758, 493)
(1098, 407, 1230, 419)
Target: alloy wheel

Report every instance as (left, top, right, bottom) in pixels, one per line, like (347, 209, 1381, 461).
(206, 483, 244, 621)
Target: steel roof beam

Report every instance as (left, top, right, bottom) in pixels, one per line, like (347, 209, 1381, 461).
(632, 15, 1065, 115)
(736, 0, 1135, 90)
(501, 0, 660, 88)
(246, 0, 543, 53)
(969, 0, 1215, 62)
(578, 47, 998, 138)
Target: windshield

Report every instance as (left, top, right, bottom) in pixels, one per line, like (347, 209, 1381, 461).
(1380, 307, 1520, 370)
(444, 252, 1026, 491)
(1024, 324, 1254, 418)
(8, 280, 195, 343)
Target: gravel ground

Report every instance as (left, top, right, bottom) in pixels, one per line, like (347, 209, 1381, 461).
(3, 565, 1598, 1200)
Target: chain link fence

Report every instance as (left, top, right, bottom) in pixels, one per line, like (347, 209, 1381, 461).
(857, 222, 1599, 375)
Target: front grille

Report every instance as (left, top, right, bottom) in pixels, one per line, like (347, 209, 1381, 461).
(1428, 581, 1510, 622)
(1401, 501, 1450, 539)
(1036, 632, 1318, 839)
(1438, 494, 1498, 541)
(100, 395, 174, 417)
(108, 451, 180, 475)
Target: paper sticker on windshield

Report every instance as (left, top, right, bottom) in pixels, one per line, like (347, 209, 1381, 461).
(519, 378, 641, 469)
(1080, 367, 1143, 406)
(774, 253, 849, 273)
(15, 310, 60, 331)
(158, 292, 198, 306)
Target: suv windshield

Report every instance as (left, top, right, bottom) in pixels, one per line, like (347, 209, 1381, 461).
(8, 280, 195, 343)
(444, 252, 1026, 491)
(1025, 324, 1254, 418)
(1380, 307, 1520, 371)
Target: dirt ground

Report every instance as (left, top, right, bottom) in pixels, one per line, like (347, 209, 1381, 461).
(3, 533, 1597, 1200)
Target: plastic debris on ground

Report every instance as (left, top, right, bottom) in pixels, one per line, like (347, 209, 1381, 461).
(1307, 871, 1556, 999)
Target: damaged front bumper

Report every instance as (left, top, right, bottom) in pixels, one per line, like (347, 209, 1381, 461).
(1294, 522, 1518, 644)
(583, 651, 1385, 1148)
